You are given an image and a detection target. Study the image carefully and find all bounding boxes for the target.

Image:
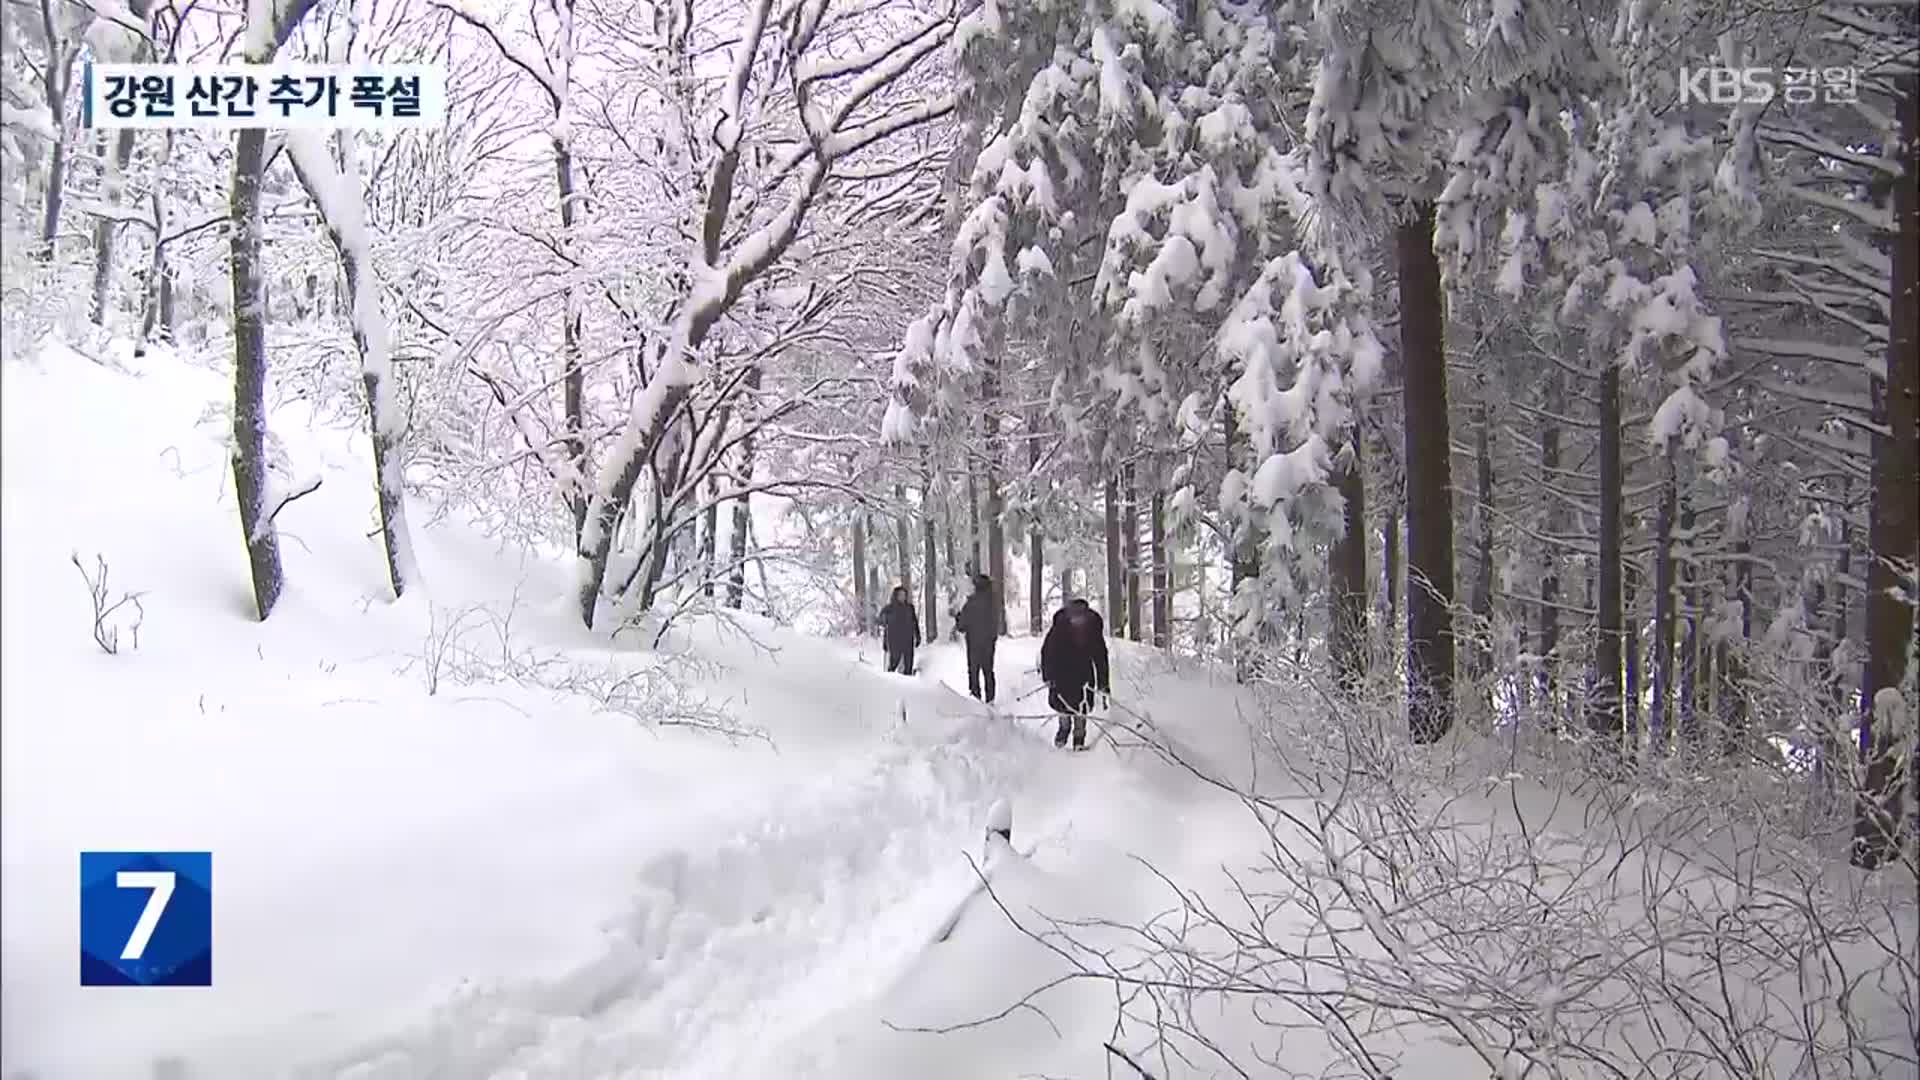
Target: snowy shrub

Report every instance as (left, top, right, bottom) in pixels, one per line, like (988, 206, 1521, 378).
(967, 650, 1918, 1079)
(402, 597, 763, 743)
(69, 551, 145, 655)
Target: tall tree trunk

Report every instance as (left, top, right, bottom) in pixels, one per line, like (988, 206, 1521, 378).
(1398, 204, 1456, 743)
(286, 133, 414, 601)
(967, 466, 982, 576)
(1810, 481, 1849, 796)
(1537, 371, 1564, 729)
(1123, 462, 1142, 641)
(942, 500, 956, 600)
(700, 474, 719, 598)
(1853, 68, 1919, 869)
(852, 511, 869, 634)
(984, 406, 1007, 636)
(1678, 497, 1701, 753)
(1225, 398, 1264, 681)
(1060, 566, 1072, 608)
(1650, 443, 1679, 756)
(1593, 362, 1626, 755)
(1194, 553, 1211, 654)
(923, 448, 938, 642)
(549, 0, 586, 542)
(1105, 475, 1124, 629)
(36, 0, 73, 261)
(1028, 408, 1045, 635)
(894, 483, 913, 600)
(1331, 433, 1369, 687)
(1719, 503, 1752, 759)
(90, 129, 139, 325)
(1826, 477, 1856, 720)
(229, 128, 284, 620)
(725, 365, 762, 609)
(158, 251, 176, 333)
(1470, 367, 1496, 686)
(136, 132, 177, 356)
(1029, 525, 1045, 634)
(1150, 479, 1169, 649)
(1385, 511, 1401, 636)
(1626, 562, 1643, 748)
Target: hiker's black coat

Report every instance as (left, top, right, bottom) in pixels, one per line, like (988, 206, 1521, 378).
(1040, 604, 1110, 713)
(954, 586, 998, 649)
(879, 599, 920, 652)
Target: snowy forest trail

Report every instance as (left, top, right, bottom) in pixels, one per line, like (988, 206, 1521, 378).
(1, 346, 1270, 1080)
(308, 639, 1083, 1079)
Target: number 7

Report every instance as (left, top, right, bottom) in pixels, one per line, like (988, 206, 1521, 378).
(116, 870, 176, 960)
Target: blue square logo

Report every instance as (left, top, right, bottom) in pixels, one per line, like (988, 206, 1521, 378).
(79, 852, 212, 986)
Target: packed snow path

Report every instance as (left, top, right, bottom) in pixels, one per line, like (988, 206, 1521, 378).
(314, 642, 1074, 1079)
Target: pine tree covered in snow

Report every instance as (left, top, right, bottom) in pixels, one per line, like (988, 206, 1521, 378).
(896, 0, 1390, 664)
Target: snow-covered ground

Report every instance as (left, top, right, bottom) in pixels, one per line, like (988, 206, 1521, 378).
(0, 342, 1376, 1078)
(8, 343, 1911, 1080)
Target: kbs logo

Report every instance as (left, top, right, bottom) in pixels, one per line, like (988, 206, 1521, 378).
(1678, 66, 1858, 106)
(79, 852, 212, 986)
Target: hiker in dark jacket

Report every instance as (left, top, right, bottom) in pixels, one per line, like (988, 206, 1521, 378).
(1039, 598, 1110, 749)
(878, 586, 920, 675)
(953, 573, 999, 703)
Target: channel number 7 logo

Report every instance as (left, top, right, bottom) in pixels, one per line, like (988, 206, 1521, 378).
(79, 851, 213, 986)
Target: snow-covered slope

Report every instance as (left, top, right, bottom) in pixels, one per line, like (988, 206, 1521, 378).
(1, 343, 1344, 1079)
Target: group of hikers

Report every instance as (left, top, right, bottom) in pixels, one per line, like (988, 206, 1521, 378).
(876, 575, 1111, 750)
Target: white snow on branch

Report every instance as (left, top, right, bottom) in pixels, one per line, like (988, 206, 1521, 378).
(427, 0, 563, 103)
(285, 131, 396, 434)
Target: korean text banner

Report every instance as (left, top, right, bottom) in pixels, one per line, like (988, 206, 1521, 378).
(83, 63, 446, 129)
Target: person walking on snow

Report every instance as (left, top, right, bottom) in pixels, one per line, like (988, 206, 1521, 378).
(1040, 597, 1110, 749)
(953, 573, 999, 703)
(879, 586, 920, 675)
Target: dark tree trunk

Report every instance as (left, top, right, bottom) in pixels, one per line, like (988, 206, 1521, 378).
(1719, 519, 1752, 758)
(1853, 69, 1919, 869)
(1398, 204, 1456, 743)
(158, 252, 176, 332)
(942, 499, 956, 596)
(1029, 527, 1045, 634)
(1626, 562, 1643, 748)
(1225, 398, 1264, 681)
(1537, 371, 1563, 730)
(984, 417, 1007, 636)
(1469, 367, 1496, 688)
(555, 133, 588, 541)
(1650, 444, 1679, 755)
(1385, 511, 1401, 634)
(1829, 477, 1854, 718)
(1028, 407, 1044, 634)
(852, 511, 869, 633)
(1592, 362, 1626, 756)
(1150, 481, 1169, 649)
(967, 465, 982, 576)
(700, 476, 719, 599)
(725, 365, 762, 609)
(36, 3, 72, 264)
(893, 483, 914, 601)
(1331, 433, 1369, 687)
(1678, 497, 1701, 753)
(923, 448, 938, 642)
(1105, 474, 1124, 631)
(90, 129, 139, 325)
(134, 125, 174, 357)
(229, 128, 284, 621)
(1124, 462, 1142, 642)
